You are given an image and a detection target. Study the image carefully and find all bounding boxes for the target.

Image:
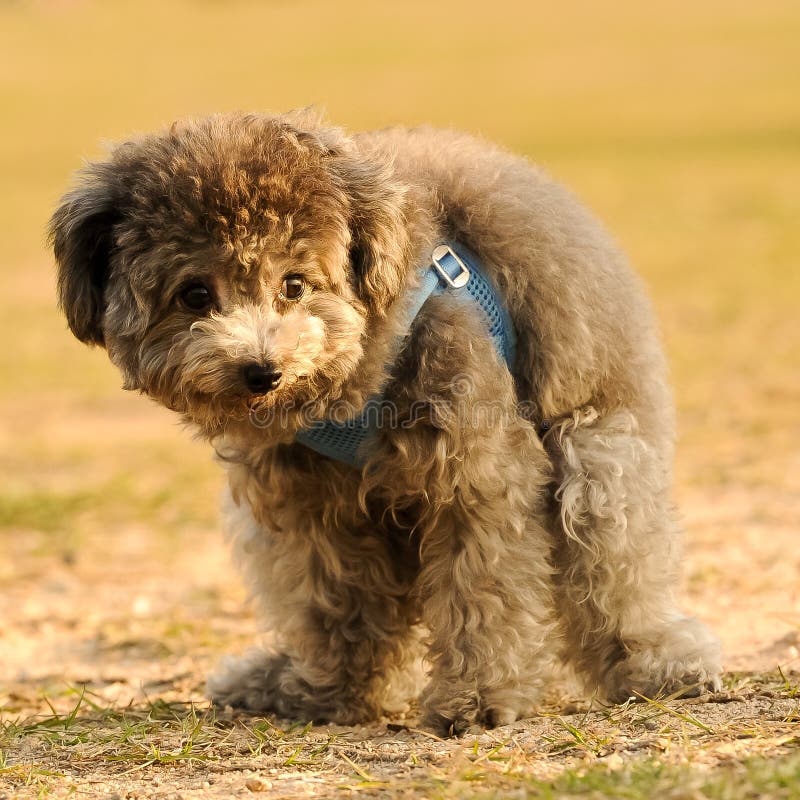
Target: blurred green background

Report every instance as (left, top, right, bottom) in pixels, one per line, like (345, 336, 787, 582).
(1, 0, 798, 548)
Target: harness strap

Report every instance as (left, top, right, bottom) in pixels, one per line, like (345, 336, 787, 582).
(294, 242, 516, 466)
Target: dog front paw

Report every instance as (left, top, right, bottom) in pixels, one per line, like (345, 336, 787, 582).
(208, 648, 377, 724)
(208, 649, 295, 714)
(421, 684, 520, 737)
(604, 617, 722, 703)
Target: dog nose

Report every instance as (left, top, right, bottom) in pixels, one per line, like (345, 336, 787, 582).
(242, 363, 282, 394)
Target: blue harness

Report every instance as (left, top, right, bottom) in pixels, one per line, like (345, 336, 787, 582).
(295, 243, 516, 466)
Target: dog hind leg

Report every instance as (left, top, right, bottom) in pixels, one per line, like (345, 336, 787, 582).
(548, 407, 722, 702)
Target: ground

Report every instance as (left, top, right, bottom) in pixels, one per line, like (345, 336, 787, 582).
(2, 430, 798, 798)
(1, 0, 799, 797)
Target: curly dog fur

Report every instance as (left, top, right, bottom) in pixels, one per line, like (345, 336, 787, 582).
(49, 110, 721, 734)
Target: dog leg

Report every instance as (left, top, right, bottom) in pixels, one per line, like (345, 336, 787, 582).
(548, 407, 722, 703)
(208, 479, 421, 723)
(415, 464, 555, 735)
(371, 300, 556, 735)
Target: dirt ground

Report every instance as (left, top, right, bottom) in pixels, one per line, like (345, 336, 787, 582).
(1, 405, 798, 799)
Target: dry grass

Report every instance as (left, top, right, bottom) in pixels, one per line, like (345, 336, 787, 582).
(2, 673, 799, 798)
(1, 0, 799, 797)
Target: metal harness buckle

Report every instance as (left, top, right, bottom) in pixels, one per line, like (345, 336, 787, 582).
(431, 244, 471, 289)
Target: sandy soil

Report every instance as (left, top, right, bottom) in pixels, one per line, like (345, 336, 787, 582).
(1, 445, 798, 798)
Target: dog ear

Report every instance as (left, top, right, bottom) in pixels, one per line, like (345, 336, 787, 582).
(332, 153, 411, 315)
(49, 172, 122, 347)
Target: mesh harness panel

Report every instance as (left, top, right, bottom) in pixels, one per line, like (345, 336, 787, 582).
(294, 242, 516, 466)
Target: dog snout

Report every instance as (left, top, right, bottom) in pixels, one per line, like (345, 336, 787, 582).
(242, 362, 282, 395)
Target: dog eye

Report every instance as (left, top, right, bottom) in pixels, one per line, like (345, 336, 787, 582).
(280, 275, 305, 301)
(179, 282, 214, 313)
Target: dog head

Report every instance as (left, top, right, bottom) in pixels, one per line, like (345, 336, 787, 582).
(49, 112, 411, 437)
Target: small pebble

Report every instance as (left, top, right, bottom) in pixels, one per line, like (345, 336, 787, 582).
(246, 777, 272, 792)
(604, 752, 624, 770)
